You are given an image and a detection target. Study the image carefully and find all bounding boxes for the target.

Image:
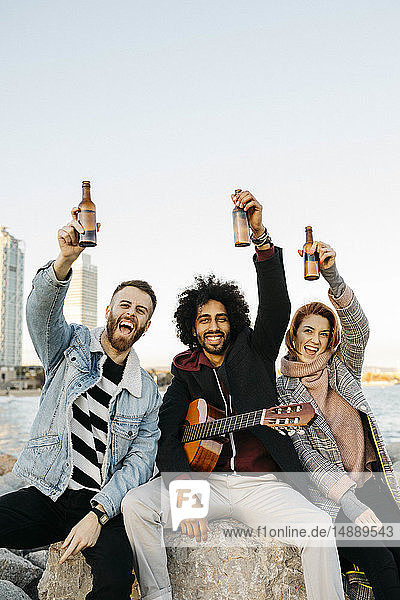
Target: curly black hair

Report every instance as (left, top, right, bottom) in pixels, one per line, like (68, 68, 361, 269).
(174, 274, 251, 350)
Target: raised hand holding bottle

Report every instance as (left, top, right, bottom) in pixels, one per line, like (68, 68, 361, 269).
(299, 226, 320, 280)
(78, 180, 97, 247)
(232, 188, 250, 247)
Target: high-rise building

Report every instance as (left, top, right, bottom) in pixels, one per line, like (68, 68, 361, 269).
(0, 227, 25, 367)
(64, 253, 98, 329)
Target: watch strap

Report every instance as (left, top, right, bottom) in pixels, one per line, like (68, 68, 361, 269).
(90, 506, 109, 525)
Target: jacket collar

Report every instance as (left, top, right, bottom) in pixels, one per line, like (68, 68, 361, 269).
(279, 374, 336, 440)
(281, 375, 298, 391)
(90, 327, 142, 398)
(173, 348, 216, 372)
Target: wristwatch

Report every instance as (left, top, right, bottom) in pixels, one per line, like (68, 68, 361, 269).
(90, 505, 109, 526)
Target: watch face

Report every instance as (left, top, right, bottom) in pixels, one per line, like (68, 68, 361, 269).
(99, 513, 109, 525)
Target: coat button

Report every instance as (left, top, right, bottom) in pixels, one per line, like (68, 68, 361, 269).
(78, 383, 82, 387)
(128, 431, 133, 437)
(71, 357, 76, 361)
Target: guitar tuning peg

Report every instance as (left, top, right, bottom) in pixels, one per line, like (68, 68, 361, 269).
(297, 429, 305, 435)
(287, 430, 295, 436)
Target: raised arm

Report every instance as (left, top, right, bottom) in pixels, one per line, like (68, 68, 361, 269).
(314, 241, 369, 381)
(232, 191, 290, 362)
(26, 209, 86, 373)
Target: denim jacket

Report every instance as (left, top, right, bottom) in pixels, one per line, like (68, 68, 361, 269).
(13, 261, 162, 518)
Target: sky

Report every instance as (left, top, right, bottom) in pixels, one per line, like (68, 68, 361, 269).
(1, 1, 399, 369)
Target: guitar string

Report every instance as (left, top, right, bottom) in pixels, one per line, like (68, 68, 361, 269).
(184, 410, 265, 442)
(182, 405, 305, 442)
(184, 411, 260, 442)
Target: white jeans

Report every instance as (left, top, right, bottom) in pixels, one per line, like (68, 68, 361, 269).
(122, 473, 345, 600)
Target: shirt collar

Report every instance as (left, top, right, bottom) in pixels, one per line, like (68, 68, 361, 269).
(89, 327, 142, 397)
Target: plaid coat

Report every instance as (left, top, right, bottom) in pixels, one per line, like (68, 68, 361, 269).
(277, 285, 400, 600)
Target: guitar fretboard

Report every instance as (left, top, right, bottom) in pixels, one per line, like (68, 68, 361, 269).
(181, 410, 265, 443)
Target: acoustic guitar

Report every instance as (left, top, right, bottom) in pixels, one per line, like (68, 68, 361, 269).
(181, 399, 315, 471)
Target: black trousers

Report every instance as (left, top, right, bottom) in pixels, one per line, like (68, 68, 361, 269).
(0, 486, 134, 600)
(337, 476, 400, 600)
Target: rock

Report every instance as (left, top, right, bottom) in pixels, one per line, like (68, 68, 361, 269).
(24, 578, 40, 600)
(0, 548, 42, 591)
(25, 551, 48, 571)
(393, 462, 400, 487)
(0, 472, 26, 497)
(37, 542, 92, 600)
(0, 454, 17, 476)
(386, 442, 400, 464)
(0, 580, 32, 600)
(37, 542, 141, 600)
(165, 520, 306, 600)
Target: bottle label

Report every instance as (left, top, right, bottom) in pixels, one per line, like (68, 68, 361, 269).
(304, 252, 320, 280)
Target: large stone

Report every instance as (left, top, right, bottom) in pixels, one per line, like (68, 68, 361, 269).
(37, 542, 141, 600)
(0, 548, 42, 591)
(0, 580, 32, 600)
(165, 520, 307, 600)
(393, 462, 400, 487)
(386, 442, 400, 464)
(37, 543, 92, 600)
(25, 551, 49, 571)
(0, 453, 17, 476)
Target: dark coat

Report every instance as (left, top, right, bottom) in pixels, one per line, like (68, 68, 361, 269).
(156, 248, 309, 496)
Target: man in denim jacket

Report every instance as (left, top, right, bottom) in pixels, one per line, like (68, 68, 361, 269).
(0, 211, 162, 600)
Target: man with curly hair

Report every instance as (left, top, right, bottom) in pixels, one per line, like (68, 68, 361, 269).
(122, 191, 345, 600)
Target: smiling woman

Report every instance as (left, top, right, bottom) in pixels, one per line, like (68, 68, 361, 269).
(296, 314, 330, 359)
(277, 241, 400, 600)
(284, 300, 341, 363)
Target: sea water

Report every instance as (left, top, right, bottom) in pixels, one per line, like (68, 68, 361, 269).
(0, 386, 398, 457)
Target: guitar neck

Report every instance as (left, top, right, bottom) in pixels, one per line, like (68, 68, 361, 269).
(181, 410, 265, 443)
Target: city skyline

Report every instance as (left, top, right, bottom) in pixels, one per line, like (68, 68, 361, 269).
(0, 227, 24, 367)
(63, 253, 98, 330)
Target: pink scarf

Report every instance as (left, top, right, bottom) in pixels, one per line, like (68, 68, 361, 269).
(281, 352, 375, 487)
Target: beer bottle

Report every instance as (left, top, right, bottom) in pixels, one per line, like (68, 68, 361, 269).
(232, 189, 250, 247)
(78, 181, 97, 247)
(302, 226, 320, 280)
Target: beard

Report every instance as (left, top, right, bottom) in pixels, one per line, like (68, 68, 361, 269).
(197, 330, 231, 355)
(106, 314, 147, 352)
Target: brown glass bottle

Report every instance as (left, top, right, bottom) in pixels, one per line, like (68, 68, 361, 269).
(78, 181, 97, 247)
(303, 226, 320, 280)
(232, 188, 250, 247)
